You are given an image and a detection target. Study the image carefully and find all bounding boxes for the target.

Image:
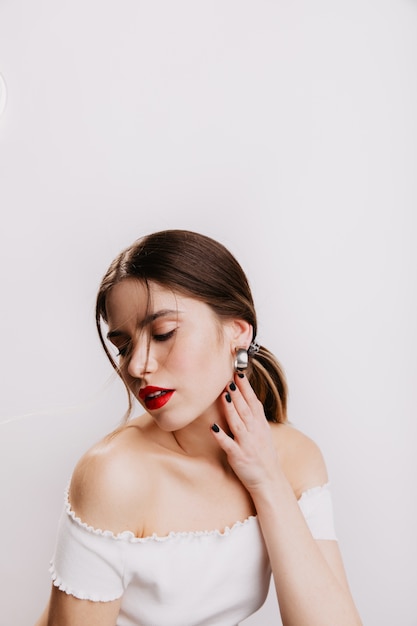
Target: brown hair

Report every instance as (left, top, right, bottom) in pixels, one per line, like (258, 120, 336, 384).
(96, 229, 287, 423)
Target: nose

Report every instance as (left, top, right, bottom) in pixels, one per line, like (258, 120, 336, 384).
(126, 338, 156, 379)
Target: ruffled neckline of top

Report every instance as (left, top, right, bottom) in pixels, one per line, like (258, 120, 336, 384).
(64, 481, 330, 543)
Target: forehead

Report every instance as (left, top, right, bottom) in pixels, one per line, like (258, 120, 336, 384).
(106, 279, 177, 323)
(105, 279, 214, 328)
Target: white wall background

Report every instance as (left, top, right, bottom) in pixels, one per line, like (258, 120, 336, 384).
(1, 1, 416, 625)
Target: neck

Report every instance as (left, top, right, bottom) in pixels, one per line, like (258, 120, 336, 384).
(137, 395, 232, 463)
(171, 414, 230, 461)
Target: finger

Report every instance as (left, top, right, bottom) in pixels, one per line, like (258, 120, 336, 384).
(221, 388, 252, 439)
(210, 422, 238, 454)
(233, 373, 265, 421)
(226, 379, 260, 431)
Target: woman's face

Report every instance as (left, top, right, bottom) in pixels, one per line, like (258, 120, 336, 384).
(105, 279, 246, 431)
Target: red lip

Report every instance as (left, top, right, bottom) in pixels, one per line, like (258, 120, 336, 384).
(139, 386, 175, 411)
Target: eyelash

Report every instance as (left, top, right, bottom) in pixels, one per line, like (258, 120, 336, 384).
(115, 329, 176, 357)
(152, 329, 176, 342)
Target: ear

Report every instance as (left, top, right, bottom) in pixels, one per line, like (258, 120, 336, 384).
(225, 319, 253, 351)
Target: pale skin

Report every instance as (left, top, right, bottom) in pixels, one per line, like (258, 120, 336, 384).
(36, 279, 362, 626)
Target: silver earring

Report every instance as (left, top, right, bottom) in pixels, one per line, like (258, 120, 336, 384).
(234, 348, 248, 372)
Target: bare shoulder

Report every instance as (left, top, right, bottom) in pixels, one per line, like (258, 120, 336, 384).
(269, 422, 329, 499)
(69, 420, 152, 534)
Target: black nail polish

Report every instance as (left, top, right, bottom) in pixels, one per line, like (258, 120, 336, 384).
(237, 372, 244, 379)
(225, 392, 232, 403)
(229, 382, 236, 391)
(211, 423, 220, 433)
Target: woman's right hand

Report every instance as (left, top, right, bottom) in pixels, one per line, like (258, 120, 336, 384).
(211, 372, 283, 495)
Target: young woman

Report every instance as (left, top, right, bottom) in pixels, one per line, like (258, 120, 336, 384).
(36, 229, 362, 625)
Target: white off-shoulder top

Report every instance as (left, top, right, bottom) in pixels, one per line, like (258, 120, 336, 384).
(50, 484, 337, 626)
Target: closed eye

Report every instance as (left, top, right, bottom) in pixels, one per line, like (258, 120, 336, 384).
(153, 329, 177, 342)
(116, 344, 130, 357)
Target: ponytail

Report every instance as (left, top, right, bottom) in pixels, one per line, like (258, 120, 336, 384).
(248, 346, 288, 423)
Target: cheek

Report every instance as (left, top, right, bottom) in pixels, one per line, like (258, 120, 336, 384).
(170, 328, 231, 378)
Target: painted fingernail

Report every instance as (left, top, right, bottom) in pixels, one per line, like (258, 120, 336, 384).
(229, 382, 236, 391)
(225, 392, 232, 403)
(237, 372, 244, 379)
(211, 423, 220, 432)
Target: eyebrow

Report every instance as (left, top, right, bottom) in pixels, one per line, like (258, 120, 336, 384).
(106, 309, 179, 340)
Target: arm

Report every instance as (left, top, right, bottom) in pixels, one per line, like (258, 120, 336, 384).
(45, 587, 121, 626)
(212, 373, 362, 626)
(34, 591, 121, 626)
(250, 467, 361, 625)
(40, 435, 141, 626)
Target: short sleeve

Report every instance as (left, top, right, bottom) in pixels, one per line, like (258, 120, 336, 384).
(49, 501, 129, 602)
(297, 483, 337, 540)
